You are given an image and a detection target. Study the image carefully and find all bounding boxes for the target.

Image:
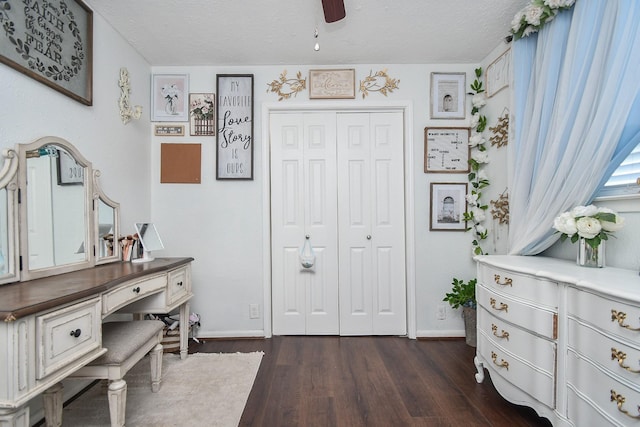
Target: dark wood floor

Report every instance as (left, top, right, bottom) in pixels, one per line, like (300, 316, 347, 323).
(189, 336, 553, 427)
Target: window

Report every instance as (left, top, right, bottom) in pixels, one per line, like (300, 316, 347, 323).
(597, 142, 640, 198)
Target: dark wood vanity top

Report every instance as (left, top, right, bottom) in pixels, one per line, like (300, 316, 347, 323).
(0, 257, 194, 321)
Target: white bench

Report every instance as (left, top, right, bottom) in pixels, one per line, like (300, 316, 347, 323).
(44, 320, 165, 427)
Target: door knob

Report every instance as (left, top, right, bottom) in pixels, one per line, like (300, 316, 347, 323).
(366, 235, 371, 240)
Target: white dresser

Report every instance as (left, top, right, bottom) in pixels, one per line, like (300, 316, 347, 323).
(475, 255, 640, 427)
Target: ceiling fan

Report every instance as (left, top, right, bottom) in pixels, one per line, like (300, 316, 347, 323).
(321, 0, 346, 23)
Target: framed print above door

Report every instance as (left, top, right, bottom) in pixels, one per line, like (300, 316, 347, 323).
(216, 74, 254, 180)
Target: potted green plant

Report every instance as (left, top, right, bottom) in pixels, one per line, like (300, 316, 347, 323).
(443, 278, 477, 347)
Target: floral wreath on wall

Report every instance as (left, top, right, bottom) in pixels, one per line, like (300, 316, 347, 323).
(510, 0, 576, 40)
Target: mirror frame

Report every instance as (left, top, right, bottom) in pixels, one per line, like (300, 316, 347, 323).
(17, 136, 95, 281)
(94, 170, 121, 265)
(0, 149, 20, 285)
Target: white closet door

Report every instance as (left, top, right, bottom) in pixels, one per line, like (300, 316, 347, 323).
(270, 113, 339, 335)
(337, 112, 406, 335)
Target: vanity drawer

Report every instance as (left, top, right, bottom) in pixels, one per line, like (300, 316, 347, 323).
(568, 287, 640, 344)
(478, 332, 555, 409)
(167, 266, 189, 305)
(36, 297, 102, 380)
(102, 274, 167, 315)
(568, 349, 640, 426)
(477, 263, 558, 308)
(477, 285, 557, 339)
(568, 317, 640, 386)
(478, 306, 556, 374)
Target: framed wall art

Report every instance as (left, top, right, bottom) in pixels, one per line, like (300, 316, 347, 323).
(430, 72, 465, 119)
(154, 125, 185, 136)
(57, 149, 84, 185)
(424, 127, 470, 173)
(0, 0, 93, 105)
(189, 93, 215, 136)
(486, 48, 511, 98)
(151, 74, 189, 122)
(216, 74, 253, 180)
(309, 69, 355, 99)
(430, 182, 468, 231)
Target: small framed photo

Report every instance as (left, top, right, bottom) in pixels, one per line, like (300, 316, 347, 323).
(486, 48, 511, 98)
(309, 69, 356, 99)
(154, 125, 185, 136)
(151, 74, 189, 122)
(424, 127, 470, 173)
(189, 93, 215, 136)
(56, 149, 84, 185)
(430, 182, 468, 231)
(430, 72, 466, 119)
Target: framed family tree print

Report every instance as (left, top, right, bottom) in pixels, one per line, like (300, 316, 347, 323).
(430, 72, 465, 119)
(216, 74, 254, 180)
(430, 182, 468, 231)
(424, 127, 470, 173)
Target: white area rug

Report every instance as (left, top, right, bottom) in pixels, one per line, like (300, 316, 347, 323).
(61, 352, 263, 427)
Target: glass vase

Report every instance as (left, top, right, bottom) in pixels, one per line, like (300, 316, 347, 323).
(576, 238, 605, 268)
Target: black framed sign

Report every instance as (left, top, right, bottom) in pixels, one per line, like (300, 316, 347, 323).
(0, 0, 93, 105)
(216, 74, 253, 180)
(56, 149, 84, 185)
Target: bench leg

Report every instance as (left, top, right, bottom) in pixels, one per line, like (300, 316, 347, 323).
(150, 342, 163, 392)
(42, 382, 63, 427)
(107, 379, 127, 427)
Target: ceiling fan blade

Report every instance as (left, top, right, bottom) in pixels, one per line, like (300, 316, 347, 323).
(321, 0, 346, 23)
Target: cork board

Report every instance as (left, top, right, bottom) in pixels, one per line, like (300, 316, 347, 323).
(161, 143, 201, 183)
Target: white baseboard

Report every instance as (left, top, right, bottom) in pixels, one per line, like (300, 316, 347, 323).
(195, 329, 266, 339)
(416, 329, 465, 339)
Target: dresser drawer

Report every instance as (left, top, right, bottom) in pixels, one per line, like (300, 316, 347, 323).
(102, 274, 166, 315)
(569, 318, 640, 386)
(36, 298, 102, 380)
(477, 285, 557, 339)
(477, 263, 558, 308)
(478, 306, 556, 374)
(478, 332, 555, 408)
(568, 287, 640, 344)
(167, 266, 189, 305)
(568, 349, 640, 426)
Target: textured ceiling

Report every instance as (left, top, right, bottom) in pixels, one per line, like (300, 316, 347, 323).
(84, 0, 528, 66)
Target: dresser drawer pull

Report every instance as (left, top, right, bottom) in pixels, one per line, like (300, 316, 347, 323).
(69, 328, 82, 338)
(132, 286, 141, 294)
(177, 281, 183, 287)
(611, 348, 640, 374)
(491, 351, 509, 370)
(611, 310, 640, 331)
(491, 324, 510, 340)
(611, 390, 640, 419)
(489, 298, 508, 313)
(493, 275, 513, 287)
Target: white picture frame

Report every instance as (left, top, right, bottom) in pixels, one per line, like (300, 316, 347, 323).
(430, 72, 466, 119)
(430, 182, 468, 231)
(151, 74, 189, 122)
(486, 48, 511, 98)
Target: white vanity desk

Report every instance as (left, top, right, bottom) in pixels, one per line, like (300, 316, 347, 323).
(474, 255, 640, 427)
(0, 257, 193, 426)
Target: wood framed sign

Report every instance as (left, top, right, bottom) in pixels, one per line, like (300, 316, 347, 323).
(424, 127, 470, 173)
(309, 69, 355, 99)
(0, 0, 93, 105)
(216, 74, 253, 180)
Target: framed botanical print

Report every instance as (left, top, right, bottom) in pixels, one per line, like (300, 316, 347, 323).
(430, 72, 466, 119)
(430, 182, 468, 231)
(424, 127, 470, 173)
(151, 74, 189, 122)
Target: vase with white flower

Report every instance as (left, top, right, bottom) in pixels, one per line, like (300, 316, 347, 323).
(553, 205, 624, 268)
(161, 84, 181, 115)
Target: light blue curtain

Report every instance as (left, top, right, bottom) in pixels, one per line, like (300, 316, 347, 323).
(508, 0, 640, 255)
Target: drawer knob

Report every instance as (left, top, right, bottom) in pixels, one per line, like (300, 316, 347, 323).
(132, 286, 141, 294)
(493, 275, 513, 287)
(611, 348, 640, 374)
(491, 351, 509, 370)
(177, 281, 183, 287)
(490, 298, 508, 313)
(611, 310, 640, 332)
(69, 328, 81, 338)
(610, 389, 640, 419)
(491, 324, 510, 340)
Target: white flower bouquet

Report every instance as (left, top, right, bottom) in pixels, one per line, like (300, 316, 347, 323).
(553, 205, 624, 249)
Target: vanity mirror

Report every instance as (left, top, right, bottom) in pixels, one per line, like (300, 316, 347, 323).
(0, 149, 19, 285)
(15, 136, 120, 282)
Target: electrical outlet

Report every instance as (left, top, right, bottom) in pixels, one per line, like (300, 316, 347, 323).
(437, 304, 446, 320)
(249, 304, 260, 319)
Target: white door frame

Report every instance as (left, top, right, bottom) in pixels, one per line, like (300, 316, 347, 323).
(261, 101, 416, 339)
